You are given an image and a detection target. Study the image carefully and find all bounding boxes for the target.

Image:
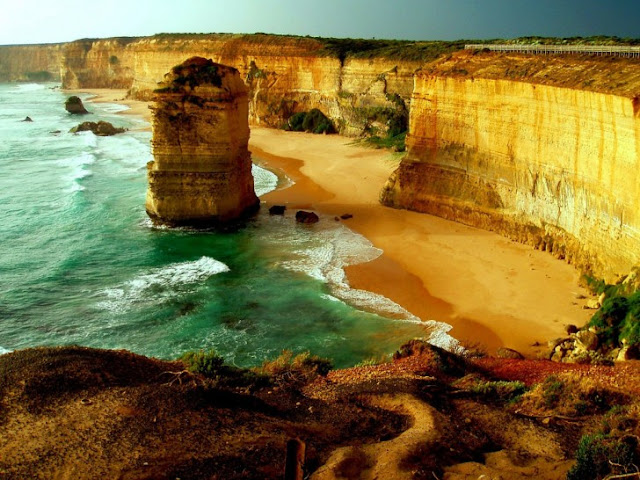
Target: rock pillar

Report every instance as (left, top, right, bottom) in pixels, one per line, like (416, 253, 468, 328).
(146, 57, 259, 227)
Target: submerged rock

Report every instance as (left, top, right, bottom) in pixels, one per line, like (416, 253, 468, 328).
(146, 57, 259, 227)
(295, 211, 319, 224)
(22, 116, 33, 122)
(269, 205, 286, 215)
(70, 121, 126, 136)
(65, 96, 89, 114)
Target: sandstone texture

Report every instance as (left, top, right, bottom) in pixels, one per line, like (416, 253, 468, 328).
(382, 51, 640, 280)
(9, 34, 424, 135)
(145, 57, 258, 227)
(0, 44, 62, 82)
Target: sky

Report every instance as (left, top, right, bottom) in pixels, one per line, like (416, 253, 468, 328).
(1, 0, 639, 45)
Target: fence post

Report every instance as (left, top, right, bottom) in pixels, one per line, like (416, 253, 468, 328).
(284, 438, 306, 480)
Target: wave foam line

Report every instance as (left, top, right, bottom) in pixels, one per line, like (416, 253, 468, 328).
(96, 256, 230, 313)
(280, 222, 462, 352)
(252, 164, 279, 197)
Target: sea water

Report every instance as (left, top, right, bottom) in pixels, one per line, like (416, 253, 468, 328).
(0, 83, 454, 367)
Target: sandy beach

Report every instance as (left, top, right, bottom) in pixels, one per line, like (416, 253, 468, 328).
(76, 88, 593, 356)
(249, 128, 593, 355)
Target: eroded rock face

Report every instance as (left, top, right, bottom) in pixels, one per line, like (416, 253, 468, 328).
(145, 57, 259, 227)
(382, 52, 640, 280)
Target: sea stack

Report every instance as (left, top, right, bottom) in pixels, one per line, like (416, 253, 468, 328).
(145, 57, 259, 227)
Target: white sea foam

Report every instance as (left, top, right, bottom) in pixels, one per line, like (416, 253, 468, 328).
(58, 151, 95, 193)
(100, 103, 130, 114)
(0, 346, 11, 355)
(15, 83, 45, 92)
(96, 256, 230, 313)
(252, 164, 279, 197)
(275, 219, 462, 351)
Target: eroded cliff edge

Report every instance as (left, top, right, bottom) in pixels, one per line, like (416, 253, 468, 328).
(59, 34, 430, 135)
(382, 51, 640, 280)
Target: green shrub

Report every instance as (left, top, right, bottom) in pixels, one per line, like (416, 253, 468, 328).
(363, 132, 406, 152)
(179, 349, 224, 379)
(354, 355, 391, 367)
(109, 55, 119, 65)
(470, 380, 527, 402)
(286, 112, 307, 131)
(567, 433, 638, 480)
(170, 60, 223, 89)
(285, 109, 335, 134)
(588, 291, 640, 348)
(542, 375, 565, 408)
(302, 108, 335, 134)
(255, 350, 333, 386)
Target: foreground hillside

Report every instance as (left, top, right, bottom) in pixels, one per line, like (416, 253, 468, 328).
(1, 344, 639, 479)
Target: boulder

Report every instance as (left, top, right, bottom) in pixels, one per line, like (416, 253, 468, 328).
(70, 121, 126, 136)
(295, 211, 319, 224)
(269, 205, 286, 215)
(496, 347, 524, 360)
(21, 116, 33, 122)
(547, 337, 570, 350)
(65, 96, 89, 114)
(550, 348, 565, 362)
(340, 213, 353, 220)
(565, 324, 579, 335)
(585, 298, 601, 309)
(617, 345, 640, 361)
(574, 330, 599, 351)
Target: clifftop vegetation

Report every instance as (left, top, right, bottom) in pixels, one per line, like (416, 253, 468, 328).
(2, 341, 639, 478)
(107, 33, 640, 61)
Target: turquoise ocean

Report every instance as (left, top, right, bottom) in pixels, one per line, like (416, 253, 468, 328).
(0, 83, 452, 367)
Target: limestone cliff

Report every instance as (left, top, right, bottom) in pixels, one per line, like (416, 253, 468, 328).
(56, 34, 426, 135)
(0, 44, 62, 82)
(382, 51, 640, 279)
(61, 38, 136, 89)
(145, 57, 258, 227)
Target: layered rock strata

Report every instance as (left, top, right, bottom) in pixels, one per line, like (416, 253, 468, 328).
(0, 44, 62, 82)
(145, 57, 258, 227)
(54, 35, 423, 135)
(382, 51, 640, 280)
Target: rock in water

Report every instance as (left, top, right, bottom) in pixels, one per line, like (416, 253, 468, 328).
(145, 57, 259, 227)
(295, 211, 319, 224)
(269, 205, 286, 215)
(65, 96, 89, 114)
(70, 121, 126, 136)
(22, 116, 33, 122)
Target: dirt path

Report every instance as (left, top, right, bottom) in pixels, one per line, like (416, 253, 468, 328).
(311, 394, 439, 479)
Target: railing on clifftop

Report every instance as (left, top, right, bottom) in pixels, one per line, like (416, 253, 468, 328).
(465, 44, 640, 57)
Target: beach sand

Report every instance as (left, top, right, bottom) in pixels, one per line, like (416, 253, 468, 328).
(77, 88, 593, 356)
(250, 128, 593, 356)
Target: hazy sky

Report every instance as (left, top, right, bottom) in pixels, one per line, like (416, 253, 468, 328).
(1, 0, 638, 45)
